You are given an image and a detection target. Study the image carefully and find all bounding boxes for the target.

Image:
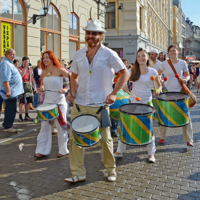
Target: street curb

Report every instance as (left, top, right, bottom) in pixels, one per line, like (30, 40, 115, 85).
(0, 127, 40, 144)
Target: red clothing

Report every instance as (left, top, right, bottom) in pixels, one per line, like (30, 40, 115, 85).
(19, 66, 33, 83)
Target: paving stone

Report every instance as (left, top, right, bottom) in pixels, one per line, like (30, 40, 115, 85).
(98, 194, 115, 200)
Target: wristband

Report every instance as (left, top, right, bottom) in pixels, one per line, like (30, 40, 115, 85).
(156, 89, 161, 94)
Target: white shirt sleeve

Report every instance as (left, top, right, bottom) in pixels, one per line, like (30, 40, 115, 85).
(159, 61, 165, 72)
(109, 51, 125, 73)
(71, 53, 79, 75)
(182, 60, 189, 72)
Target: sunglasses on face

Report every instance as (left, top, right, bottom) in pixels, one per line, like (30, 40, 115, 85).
(86, 31, 99, 36)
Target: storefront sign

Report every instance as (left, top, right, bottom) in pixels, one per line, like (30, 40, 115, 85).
(186, 55, 196, 60)
(126, 52, 135, 55)
(1, 22, 11, 56)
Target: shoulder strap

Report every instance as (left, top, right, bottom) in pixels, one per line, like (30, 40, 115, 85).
(167, 59, 183, 86)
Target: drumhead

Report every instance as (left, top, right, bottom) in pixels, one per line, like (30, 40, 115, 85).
(119, 103, 154, 115)
(158, 92, 189, 101)
(71, 114, 100, 134)
(37, 103, 57, 111)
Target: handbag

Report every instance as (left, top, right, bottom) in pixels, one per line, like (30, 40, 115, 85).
(23, 68, 33, 94)
(167, 59, 197, 108)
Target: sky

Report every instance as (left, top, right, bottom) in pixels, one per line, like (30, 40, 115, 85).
(181, 0, 200, 27)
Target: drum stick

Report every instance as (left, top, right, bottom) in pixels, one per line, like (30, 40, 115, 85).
(44, 90, 60, 93)
(127, 91, 141, 102)
(68, 74, 72, 96)
(88, 102, 106, 106)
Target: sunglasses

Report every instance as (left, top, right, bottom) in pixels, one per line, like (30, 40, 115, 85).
(86, 31, 99, 36)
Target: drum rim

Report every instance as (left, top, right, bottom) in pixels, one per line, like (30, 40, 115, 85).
(157, 92, 189, 101)
(119, 103, 155, 115)
(158, 122, 189, 127)
(71, 114, 100, 135)
(37, 103, 58, 111)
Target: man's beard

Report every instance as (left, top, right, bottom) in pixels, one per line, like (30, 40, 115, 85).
(86, 37, 100, 47)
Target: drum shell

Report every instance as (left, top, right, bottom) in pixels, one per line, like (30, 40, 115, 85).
(157, 93, 190, 127)
(152, 98, 158, 121)
(110, 90, 129, 121)
(72, 128, 101, 147)
(119, 104, 154, 146)
(37, 104, 59, 121)
(71, 114, 101, 147)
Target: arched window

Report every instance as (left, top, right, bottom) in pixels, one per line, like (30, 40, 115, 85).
(40, 4, 61, 59)
(69, 13, 79, 60)
(0, 0, 26, 59)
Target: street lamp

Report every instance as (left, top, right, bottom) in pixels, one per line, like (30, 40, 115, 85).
(32, 0, 51, 24)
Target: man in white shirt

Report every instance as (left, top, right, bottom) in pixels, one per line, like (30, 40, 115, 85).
(150, 49, 162, 72)
(65, 20, 129, 183)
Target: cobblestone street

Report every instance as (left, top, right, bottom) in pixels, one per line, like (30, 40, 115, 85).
(0, 90, 200, 200)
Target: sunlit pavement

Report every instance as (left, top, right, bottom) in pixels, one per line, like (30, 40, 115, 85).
(0, 89, 200, 200)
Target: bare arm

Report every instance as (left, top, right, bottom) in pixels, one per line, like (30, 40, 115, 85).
(157, 68, 163, 76)
(3, 82, 11, 98)
(182, 71, 190, 84)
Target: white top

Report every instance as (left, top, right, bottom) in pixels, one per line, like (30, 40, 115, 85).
(38, 68, 43, 76)
(71, 44, 125, 107)
(130, 67, 158, 104)
(160, 59, 188, 92)
(43, 76, 66, 105)
(153, 60, 162, 72)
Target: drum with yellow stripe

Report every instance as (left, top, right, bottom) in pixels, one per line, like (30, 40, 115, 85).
(157, 92, 189, 127)
(71, 114, 101, 147)
(37, 104, 59, 121)
(119, 104, 154, 146)
(110, 89, 129, 122)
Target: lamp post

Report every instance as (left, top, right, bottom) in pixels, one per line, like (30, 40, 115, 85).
(32, 0, 51, 24)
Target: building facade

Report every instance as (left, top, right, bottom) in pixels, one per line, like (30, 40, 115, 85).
(105, 0, 173, 63)
(0, 0, 106, 65)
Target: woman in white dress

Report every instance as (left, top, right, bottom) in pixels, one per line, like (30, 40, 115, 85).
(114, 48, 162, 163)
(34, 51, 71, 158)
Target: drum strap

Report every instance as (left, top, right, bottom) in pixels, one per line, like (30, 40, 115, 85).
(75, 104, 81, 114)
(96, 106, 103, 114)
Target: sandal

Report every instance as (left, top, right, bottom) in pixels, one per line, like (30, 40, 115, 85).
(107, 171, 117, 182)
(57, 153, 63, 158)
(34, 153, 46, 158)
(64, 175, 86, 183)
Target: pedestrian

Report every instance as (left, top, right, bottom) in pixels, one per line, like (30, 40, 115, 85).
(18, 56, 37, 122)
(33, 60, 42, 107)
(157, 45, 194, 147)
(158, 52, 168, 62)
(0, 49, 24, 132)
(196, 63, 200, 93)
(114, 48, 162, 163)
(13, 59, 19, 68)
(65, 19, 129, 183)
(34, 51, 70, 158)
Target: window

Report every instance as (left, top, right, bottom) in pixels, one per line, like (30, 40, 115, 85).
(0, 0, 26, 59)
(69, 13, 79, 60)
(139, 7, 142, 30)
(105, 3, 115, 29)
(182, 27, 185, 35)
(40, 4, 61, 59)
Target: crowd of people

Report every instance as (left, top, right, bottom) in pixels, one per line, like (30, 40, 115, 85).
(0, 19, 197, 183)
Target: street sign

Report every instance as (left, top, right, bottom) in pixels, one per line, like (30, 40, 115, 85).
(186, 55, 196, 60)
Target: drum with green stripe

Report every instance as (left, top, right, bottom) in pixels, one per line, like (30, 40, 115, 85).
(157, 92, 189, 127)
(152, 98, 158, 121)
(119, 104, 154, 146)
(37, 104, 59, 121)
(110, 89, 129, 122)
(71, 114, 101, 147)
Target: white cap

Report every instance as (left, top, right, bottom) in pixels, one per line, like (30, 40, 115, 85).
(83, 20, 106, 33)
(150, 49, 159, 54)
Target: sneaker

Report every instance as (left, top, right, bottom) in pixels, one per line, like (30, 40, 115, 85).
(18, 117, 24, 122)
(107, 171, 117, 182)
(64, 175, 86, 183)
(24, 116, 33, 121)
(4, 127, 17, 133)
(149, 157, 156, 163)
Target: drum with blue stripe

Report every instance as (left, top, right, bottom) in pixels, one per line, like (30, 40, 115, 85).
(37, 104, 59, 121)
(71, 114, 101, 147)
(110, 89, 129, 122)
(152, 98, 158, 121)
(157, 92, 189, 127)
(119, 104, 154, 146)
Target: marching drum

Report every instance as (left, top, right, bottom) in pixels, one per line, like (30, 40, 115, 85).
(152, 97, 158, 121)
(119, 104, 154, 146)
(110, 89, 129, 122)
(71, 114, 101, 147)
(157, 92, 189, 127)
(37, 104, 59, 121)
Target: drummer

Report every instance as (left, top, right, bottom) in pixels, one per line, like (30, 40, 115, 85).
(157, 45, 194, 147)
(34, 51, 71, 158)
(114, 48, 162, 163)
(65, 20, 129, 183)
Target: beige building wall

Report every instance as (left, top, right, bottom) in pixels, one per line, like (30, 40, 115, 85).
(105, 0, 173, 62)
(26, 0, 105, 65)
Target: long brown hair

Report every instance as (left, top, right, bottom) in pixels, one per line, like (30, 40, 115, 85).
(130, 48, 149, 82)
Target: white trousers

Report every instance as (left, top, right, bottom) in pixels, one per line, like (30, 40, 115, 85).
(35, 104, 69, 155)
(116, 135, 156, 156)
(159, 120, 193, 143)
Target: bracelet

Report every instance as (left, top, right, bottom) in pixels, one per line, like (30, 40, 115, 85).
(156, 89, 161, 94)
